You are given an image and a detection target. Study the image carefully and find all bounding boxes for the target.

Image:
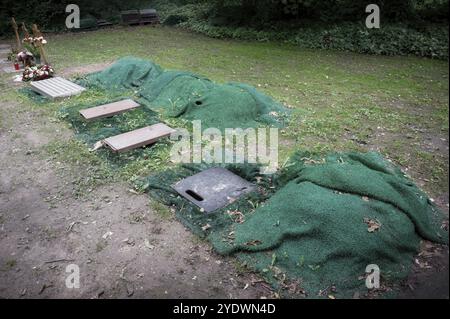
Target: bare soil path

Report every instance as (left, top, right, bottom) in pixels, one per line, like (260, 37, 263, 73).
(0, 64, 266, 299)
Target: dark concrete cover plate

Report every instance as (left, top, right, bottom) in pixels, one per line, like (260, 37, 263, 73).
(172, 168, 256, 213)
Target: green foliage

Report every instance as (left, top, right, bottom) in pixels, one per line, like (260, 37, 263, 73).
(148, 0, 449, 59)
(155, 0, 448, 25)
(141, 151, 447, 297)
(0, 0, 148, 35)
(178, 21, 448, 59)
(23, 43, 40, 58)
(1, 0, 447, 59)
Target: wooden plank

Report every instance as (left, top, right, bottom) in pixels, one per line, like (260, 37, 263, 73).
(30, 77, 86, 99)
(104, 123, 176, 153)
(79, 99, 140, 121)
(140, 9, 157, 15)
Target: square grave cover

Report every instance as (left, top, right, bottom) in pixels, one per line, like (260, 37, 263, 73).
(172, 168, 256, 213)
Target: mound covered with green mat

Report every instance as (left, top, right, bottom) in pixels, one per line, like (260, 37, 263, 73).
(81, 57, 164, 90)
(139, 151, 448, 298)
(79, 56, 289, 130)
(56, 57, 288, 169)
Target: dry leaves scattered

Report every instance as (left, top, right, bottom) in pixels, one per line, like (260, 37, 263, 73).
(227, 210, 245, 224)
(364, 218, 381, 233)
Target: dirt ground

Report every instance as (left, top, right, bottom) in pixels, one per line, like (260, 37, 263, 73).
(0, 61, 272, 299)
(0, 60, 448, 299)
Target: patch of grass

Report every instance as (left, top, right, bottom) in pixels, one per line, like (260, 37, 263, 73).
(2, 25, 447, 199)
(119, 142, 174, 182)
(96, 239, 108, 253)
(44, 139, 115, 197)
(150, 200, 173, 220)
(3, 259, 17, 271)
(128, 211, 147, 224)
(41, 227, 58, 240)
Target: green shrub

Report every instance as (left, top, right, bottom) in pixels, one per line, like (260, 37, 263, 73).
(149, 0, 448, 59)
(176, 19, 448, 59)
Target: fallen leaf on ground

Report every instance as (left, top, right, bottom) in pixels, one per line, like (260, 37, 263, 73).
(89, 140, 104, 152)
(227, 210, 245, 224)
(244, 240, 262, 246)
(144, 239, 155, 250)
(102, 231, 113, 239)
(201, 224, 211, 231)
(364, 218, 381, 233)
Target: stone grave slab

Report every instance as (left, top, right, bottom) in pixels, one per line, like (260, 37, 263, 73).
(30, 77, 86, 99)
(79, 99, 140, 121)
(103, 123, 175, 152)
(172, 167, 256, 213)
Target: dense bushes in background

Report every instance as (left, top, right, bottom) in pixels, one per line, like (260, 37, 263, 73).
(1, 0, 447, 59)
(153, 0, 449, 26)
(153, 0, 449, 59)
(0, 0, 148, 34)
(180, 20, 449, 59)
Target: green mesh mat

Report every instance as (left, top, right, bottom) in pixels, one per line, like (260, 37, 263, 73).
(21, 57, 448, 297)
(50, 56, 289, 169)
(138, 151, 448, 298)
(79, 56, 164, 90)
(78, 57, 289, 130)
(59, 95, 174, 169)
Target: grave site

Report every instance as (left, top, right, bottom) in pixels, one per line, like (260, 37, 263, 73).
(0, 4, 448, 302)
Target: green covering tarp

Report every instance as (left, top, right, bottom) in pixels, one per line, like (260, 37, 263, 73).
(57, 56, 289, 169)
(139, 151, 448, 298)
(78, 56, 289, 131)
(81, 57, 163, 90)
(51, 57, 448, 297)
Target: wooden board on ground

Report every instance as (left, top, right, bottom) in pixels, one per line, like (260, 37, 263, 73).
(104, 123, 176, 152)
(30, 77, 86, 99)
(79, 99, 140, 121)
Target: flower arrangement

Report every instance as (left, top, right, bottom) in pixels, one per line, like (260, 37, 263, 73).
(23, 36, 47, 46)
(22, 64, 54, 82)
(22, 35, 47, 62)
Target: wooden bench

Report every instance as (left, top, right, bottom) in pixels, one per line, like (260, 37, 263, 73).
(79, 99, 140, 121)
(103, 123, 176, 152)
(121, 10, 141, 25)
(121, 9, 160, 25)
(139, 9, 160, 24)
